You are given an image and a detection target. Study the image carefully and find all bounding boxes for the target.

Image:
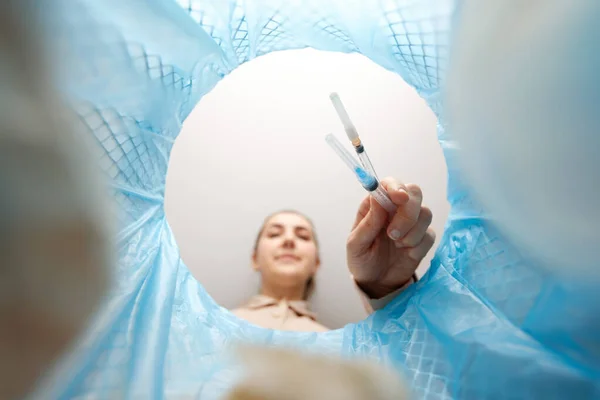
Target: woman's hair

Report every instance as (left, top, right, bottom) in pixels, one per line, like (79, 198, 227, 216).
(253, 210, 319, 301)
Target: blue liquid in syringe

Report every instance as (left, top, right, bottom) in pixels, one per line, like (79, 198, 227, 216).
(355, 167, 377, 190)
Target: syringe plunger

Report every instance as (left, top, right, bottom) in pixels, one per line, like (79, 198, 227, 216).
(329, 92, 359, 142)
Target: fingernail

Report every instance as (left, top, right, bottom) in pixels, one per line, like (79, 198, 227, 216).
(389, 230, 401, 240)
(395, 241, 405, 248)
(397, 188, 407, 194)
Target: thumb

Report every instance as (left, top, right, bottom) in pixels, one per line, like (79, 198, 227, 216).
(348, 196, 388, 254)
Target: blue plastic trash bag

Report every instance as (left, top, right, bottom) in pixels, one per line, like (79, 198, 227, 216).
(26, 0, 600, 398)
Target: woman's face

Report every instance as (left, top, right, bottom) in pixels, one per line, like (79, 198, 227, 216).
(253, 212, 320, 289)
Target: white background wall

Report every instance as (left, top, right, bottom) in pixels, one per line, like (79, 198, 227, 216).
(165, 49, 449, 329)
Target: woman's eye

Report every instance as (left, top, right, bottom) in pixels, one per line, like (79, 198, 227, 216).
(267, 232, 279, 238)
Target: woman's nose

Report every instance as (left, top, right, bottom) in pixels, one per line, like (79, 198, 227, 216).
(281, 235, 295, 248)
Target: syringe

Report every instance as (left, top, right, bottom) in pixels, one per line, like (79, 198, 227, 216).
(329, 92, 379, 180)
(325, 134, 396, 214)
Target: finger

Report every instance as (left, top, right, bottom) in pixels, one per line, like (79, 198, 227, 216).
(387, 183, 423, 241)
(348, 196, 388, 253)
(407, 228, 436, 262)
(380, 177, 410, 206)
(395, 206, 433, 248)
(351, 195, 371, 231)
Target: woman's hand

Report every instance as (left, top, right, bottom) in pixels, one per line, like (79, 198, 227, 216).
(347, 177, 435, 299)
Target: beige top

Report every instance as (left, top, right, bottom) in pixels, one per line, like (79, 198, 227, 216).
(232, 295, 329, 332)
(232, 277, 414, 332)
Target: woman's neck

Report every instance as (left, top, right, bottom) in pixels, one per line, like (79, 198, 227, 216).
(260, 283, 305, 302)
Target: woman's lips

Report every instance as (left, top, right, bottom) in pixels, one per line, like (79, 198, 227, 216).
(276, 254, 301, 262)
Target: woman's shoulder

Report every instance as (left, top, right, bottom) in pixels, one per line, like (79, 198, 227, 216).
(292, 316, 329, 332)
(309, 320, 329, 332)
(230, 307, 251, 317)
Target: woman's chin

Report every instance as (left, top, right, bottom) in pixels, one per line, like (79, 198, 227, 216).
(271, 264, 308, 282)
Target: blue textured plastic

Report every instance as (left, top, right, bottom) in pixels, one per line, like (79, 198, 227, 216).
(37, 0, 600, 399)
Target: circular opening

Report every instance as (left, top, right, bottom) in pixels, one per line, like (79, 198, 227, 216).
(165, 48, 449, 329)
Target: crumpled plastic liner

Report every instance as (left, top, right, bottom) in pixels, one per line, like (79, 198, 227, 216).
(34, 0, 600, 399)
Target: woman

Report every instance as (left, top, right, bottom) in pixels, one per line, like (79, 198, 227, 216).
(233, 178, 436, 331)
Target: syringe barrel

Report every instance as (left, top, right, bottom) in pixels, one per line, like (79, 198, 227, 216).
(325, 133, 362, 172)
(357, 149, 378, 181)
(371, 185, 397, 214)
